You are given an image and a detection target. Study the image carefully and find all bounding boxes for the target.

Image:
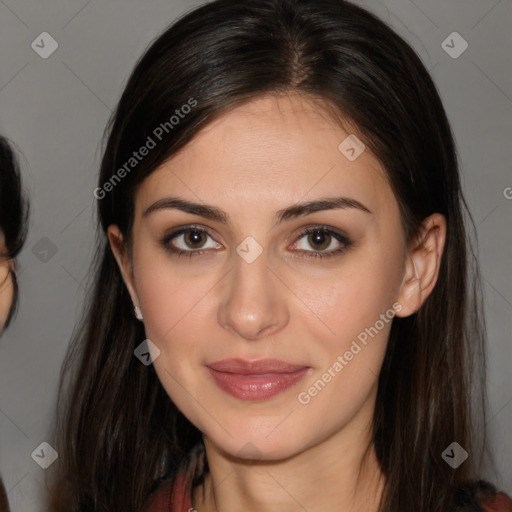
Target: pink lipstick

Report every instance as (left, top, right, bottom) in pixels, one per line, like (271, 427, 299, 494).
(206, 358, 309, 401)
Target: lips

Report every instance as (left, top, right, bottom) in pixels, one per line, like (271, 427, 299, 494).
(206, 358, 309, 401)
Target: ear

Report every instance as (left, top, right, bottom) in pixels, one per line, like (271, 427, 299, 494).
(395, 213, 447, 318)
(107, 225, 140, 309)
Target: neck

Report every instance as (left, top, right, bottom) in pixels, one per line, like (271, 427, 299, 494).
(192, 410, 385, 512)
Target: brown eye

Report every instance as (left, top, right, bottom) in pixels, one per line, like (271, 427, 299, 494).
(162, 226, 222, 257)
(184, 230, 207, 249)
(292, 226, 353, 259)
(307, 230, 331, 251)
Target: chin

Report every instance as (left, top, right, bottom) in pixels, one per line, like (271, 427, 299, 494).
(203, 418, 312, 463)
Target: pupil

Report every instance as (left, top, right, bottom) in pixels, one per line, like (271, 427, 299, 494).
(309, 231, 330, 250)
(186, 230, 204, 248)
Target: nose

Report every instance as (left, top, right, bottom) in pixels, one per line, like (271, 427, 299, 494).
(217, 250, 289, 341)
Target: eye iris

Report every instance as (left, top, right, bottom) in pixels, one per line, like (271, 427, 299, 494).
(184, 230, 205, 248)
(308, 230, 330, 250)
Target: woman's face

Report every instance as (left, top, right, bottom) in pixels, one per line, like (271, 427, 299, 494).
(0, 233, 14, 334)
(109, 93, 441, 461)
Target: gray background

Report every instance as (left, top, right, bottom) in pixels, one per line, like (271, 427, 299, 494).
(0, 0, 511, 509)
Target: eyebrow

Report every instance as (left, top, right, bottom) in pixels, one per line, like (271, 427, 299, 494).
(142, 196, 372, 225)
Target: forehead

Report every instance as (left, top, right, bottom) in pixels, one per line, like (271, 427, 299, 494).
(135, 93, 395, 221)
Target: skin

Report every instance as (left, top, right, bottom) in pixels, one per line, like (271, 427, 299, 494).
(0, 232, 14, 335)
(109, 92, 446, 512)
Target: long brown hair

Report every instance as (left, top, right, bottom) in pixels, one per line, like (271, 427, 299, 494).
(48, 1, 488, 510)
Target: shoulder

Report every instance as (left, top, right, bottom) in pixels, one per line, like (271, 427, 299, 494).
(454, 480, 512, 512)
(144, 473, 193, 512)
(143, 476, 512, 512)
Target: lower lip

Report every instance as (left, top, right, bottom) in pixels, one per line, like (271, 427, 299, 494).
(207, 367, 309, 401)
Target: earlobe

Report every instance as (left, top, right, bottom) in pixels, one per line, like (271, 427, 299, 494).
(395, 213, 447, 318)
(107, 225, 140, 310)
(396, 263, 422, 317)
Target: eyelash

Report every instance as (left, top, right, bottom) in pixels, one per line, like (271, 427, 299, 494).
(160, 224, 353, 260)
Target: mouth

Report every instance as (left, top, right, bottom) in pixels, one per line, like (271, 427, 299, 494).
(206, 358, 310, 401)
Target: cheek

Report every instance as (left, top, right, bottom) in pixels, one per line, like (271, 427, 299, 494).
(132, 252, 224, 408)
(296, 247, 403, 350)
(134, 250, 219, 342)
(291, 283, 395, 449)
(290, 246, 403, 410)
(0, 269, 14, 327)
(134, 261, 217, 425)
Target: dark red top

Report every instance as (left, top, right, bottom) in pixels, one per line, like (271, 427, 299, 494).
(481, 492, 512, 512)
(144, 476, 512, 512)
(145, 474, 192, 512)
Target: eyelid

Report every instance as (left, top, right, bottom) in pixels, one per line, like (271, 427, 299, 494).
(162, 224, 216, 241)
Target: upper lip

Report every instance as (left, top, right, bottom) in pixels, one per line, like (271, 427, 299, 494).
(206, 358, 307, 375)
